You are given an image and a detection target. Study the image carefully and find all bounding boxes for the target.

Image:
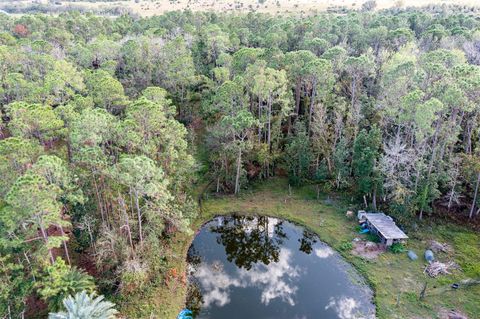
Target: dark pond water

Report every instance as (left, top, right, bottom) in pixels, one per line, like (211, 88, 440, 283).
(186, 215, 375, 319)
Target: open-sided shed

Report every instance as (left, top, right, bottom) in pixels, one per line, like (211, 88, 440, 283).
(358, 212, 408, 246)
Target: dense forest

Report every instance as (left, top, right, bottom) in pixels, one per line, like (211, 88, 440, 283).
(0, 4, 479, 318)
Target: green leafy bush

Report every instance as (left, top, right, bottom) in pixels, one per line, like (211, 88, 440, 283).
(339, 241, 353, 251)
(35, 258, 95, 311)
(389, 242, 405, 254)
(366, 233, 380, 243)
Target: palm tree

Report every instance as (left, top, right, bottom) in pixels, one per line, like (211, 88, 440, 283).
(48, 291, 118, 319)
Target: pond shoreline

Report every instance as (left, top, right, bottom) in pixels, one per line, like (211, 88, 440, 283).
(172, 196, 379, 318)
(119, 178, 480, 318)
(185, 215, 375, 318)
(190, 211, 379, 310)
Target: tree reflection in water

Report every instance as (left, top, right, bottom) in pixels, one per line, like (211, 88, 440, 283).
(210, 215, 287, 270)
(186, 216, 376, 319)
(186, 281, 203, 317)
(298, 229, 317, 254)
(187, 245, 201, 266)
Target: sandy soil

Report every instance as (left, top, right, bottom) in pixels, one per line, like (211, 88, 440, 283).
(351, 240, 386, 259)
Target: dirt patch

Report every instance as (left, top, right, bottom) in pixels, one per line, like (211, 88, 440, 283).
(429, 240, 454, 254)
(24, 294, 48, 319)
(438, 308, 469, 319)
(351, 240, 385, 259)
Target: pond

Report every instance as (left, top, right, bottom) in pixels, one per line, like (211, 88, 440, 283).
(186, 215, 375, 319)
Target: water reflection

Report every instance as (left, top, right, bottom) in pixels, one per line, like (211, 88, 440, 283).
(187, 216, 375, 319)
(325, 297, 366, 319)
(298, 230, 317, 254)
(240, 248, 300, 306)
(315, 246, 335, 258)
(210, 215, 286, 270)
(191, 248, 300, 308)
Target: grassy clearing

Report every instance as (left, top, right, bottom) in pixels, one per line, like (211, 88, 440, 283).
(3, 0, 480, 16)
(121, 177, 480, 319)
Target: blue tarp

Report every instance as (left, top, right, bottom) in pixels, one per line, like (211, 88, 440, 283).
(359, 228, 370, 234)
(177, 309, 193, 319)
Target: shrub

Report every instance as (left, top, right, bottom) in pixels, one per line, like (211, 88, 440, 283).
(366, 233, 380, 243)
(35, 258, 95, 311)
(339, 241, 353, 251)
(389, 242, 405, 254)
(404, 291, 418, 302)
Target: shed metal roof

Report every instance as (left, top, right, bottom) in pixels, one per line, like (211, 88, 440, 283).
(365, 213, 408, 240)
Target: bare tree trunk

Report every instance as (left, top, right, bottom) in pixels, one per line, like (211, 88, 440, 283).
(326, 156, 333, 175)
(118, 194, 135, 253)
(224, 157, 228, 187)
(133, 189, 144, 246)
(308, 80, 317, 136)
(92, 175, 105, 224)
(420, 122, 441, 219)
(295, 80, 301, 116)
(23, 251, 35, 281)
(258, 97, 262, 143)
(288, 79, 302, 135)
(465, 122, 473, 154)
(351, 77, 356, 118)
(85, 219, 96, 255)
(448, 180, 456, 211)
(267, 96, 272, 151)
(39, 221, 54, 264)
(469, 172, 480, 219)
(59, 225, 71, 265)
(287, 116, 292, 136)
(101, 177, 112, 220)
(427, 122, 441, 177)
(235, 148, 242, 195)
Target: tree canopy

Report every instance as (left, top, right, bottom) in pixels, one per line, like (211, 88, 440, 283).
(0, 5, 480, 318)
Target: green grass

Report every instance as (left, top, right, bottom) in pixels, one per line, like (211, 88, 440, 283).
(120, 177, 480, 319)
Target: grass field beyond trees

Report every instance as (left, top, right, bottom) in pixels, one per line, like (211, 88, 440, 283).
(1, 0, 480, 16)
